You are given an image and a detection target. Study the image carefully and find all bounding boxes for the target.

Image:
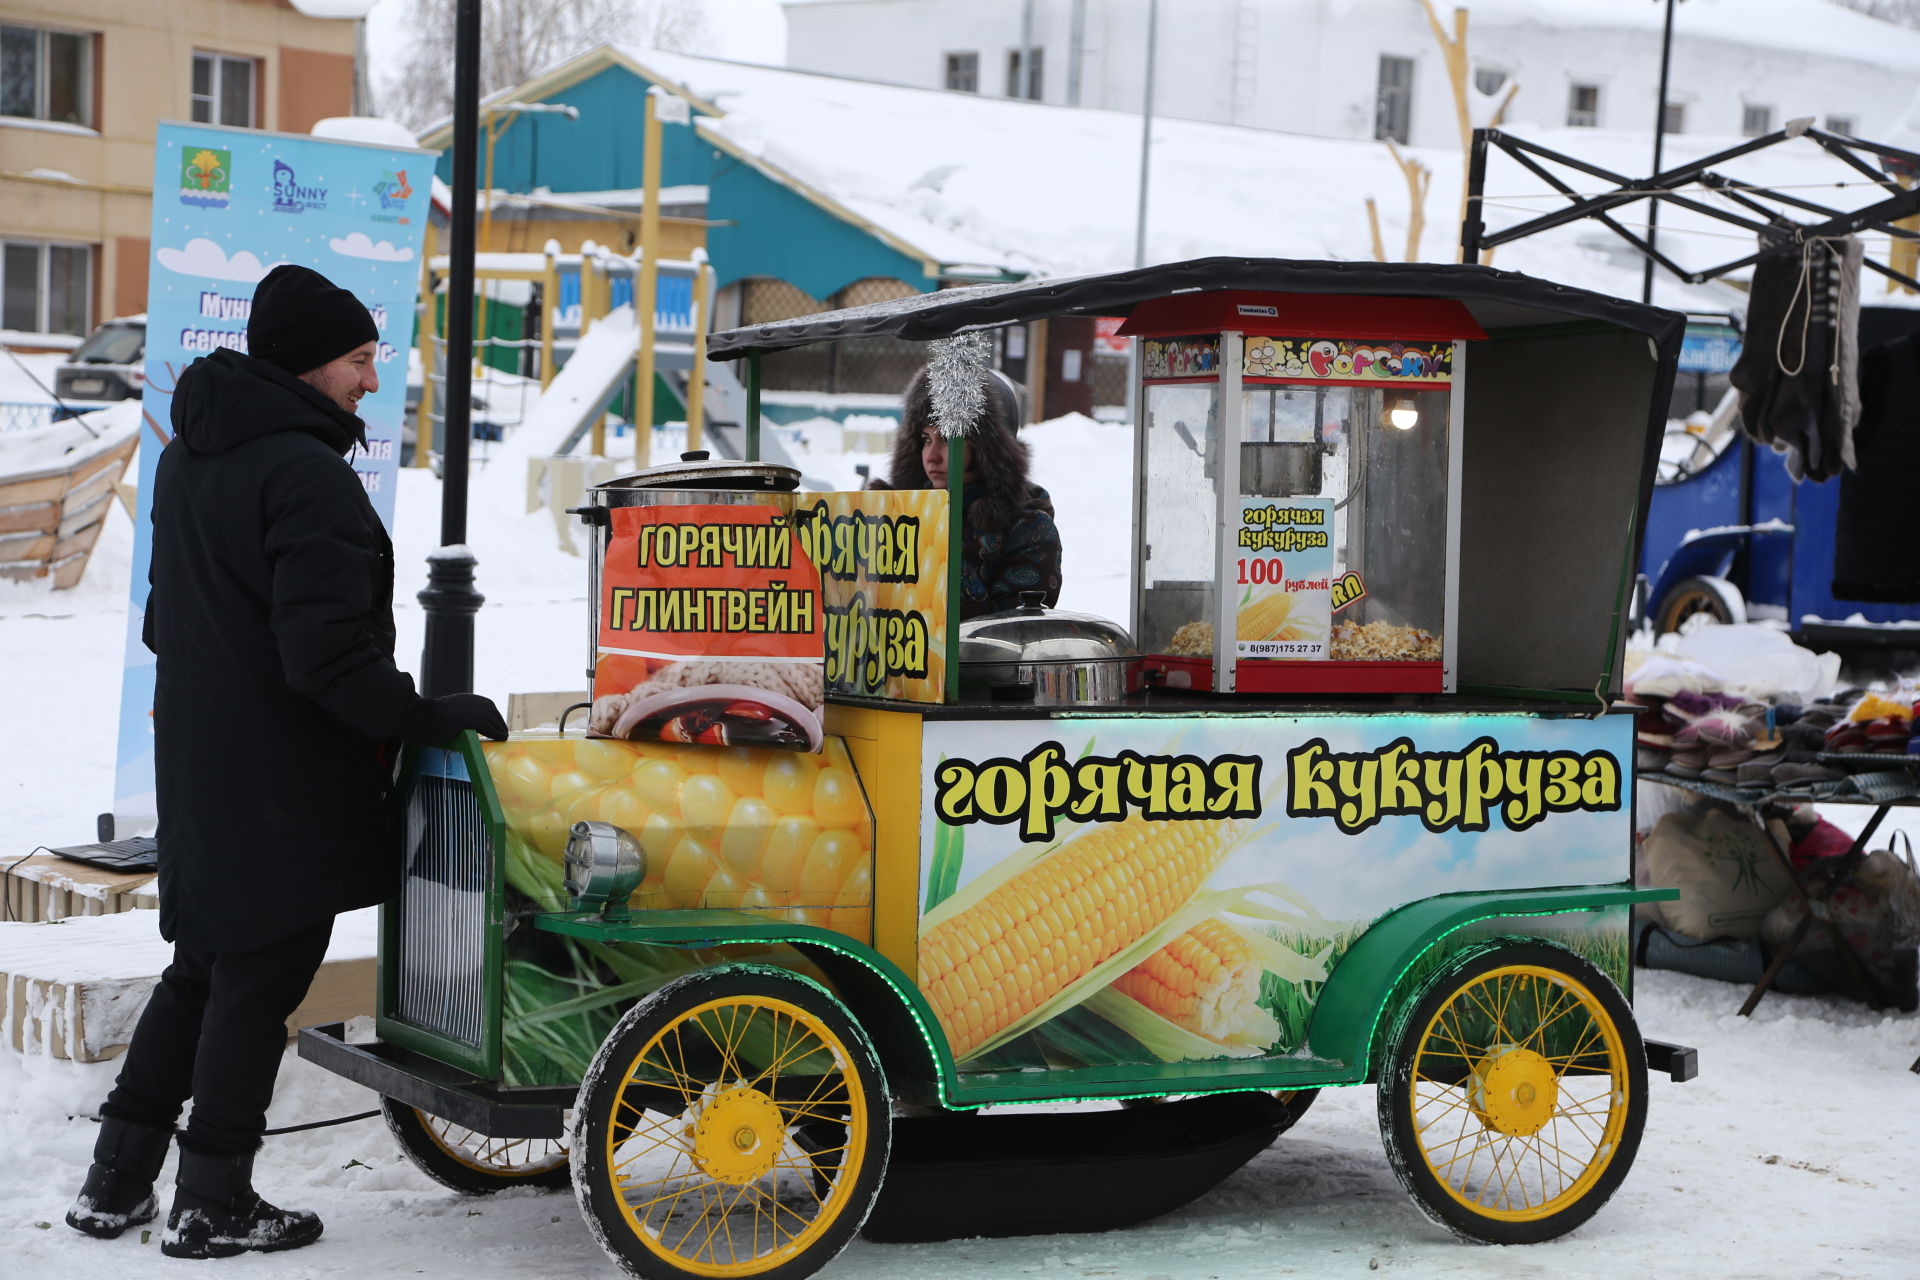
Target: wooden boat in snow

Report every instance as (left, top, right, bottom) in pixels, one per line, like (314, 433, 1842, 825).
(0, 416, 137, 589)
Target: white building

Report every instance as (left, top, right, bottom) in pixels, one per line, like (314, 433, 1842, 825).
(783, 0, 1920, 149)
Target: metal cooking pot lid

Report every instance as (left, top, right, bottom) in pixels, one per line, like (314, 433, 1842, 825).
(595, 450, 800, 493)
(957, 591, 1136, 662)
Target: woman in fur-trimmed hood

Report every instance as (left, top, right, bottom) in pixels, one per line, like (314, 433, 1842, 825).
(881, 365, 1063, 620)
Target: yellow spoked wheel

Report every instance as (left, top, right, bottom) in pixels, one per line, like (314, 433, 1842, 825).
(381, 1099, 570, 1194)
(1378, 941, 1647, 1245)
(573, 967, 889, 1280)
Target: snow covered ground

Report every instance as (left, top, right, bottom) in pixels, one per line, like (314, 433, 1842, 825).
(1, 414, 1916, 1278)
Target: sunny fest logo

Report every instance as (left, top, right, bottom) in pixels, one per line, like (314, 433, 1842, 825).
(179, 147, 230, 209)
(271, 158, 328, 214)
(371, 169, 413, 225)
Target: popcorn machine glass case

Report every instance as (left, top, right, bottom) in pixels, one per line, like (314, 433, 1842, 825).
(1127, 293, 1482, 695)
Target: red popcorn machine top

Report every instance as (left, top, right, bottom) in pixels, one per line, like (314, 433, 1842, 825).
(1123, 290, 1486, 695)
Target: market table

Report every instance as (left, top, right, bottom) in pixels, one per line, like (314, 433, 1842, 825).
(1639, 760, 1920, 1062)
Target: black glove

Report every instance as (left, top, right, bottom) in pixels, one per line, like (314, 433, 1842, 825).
(400, 693, 509, 745)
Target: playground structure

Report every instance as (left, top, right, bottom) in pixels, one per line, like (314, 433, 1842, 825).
(414, 239, 780, 472)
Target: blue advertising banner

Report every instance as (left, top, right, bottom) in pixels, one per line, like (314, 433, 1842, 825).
(1679, 325, 1741, 375)
(113, 121, 433, 827)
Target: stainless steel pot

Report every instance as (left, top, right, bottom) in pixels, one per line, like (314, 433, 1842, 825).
(958, 592, 1138, 705)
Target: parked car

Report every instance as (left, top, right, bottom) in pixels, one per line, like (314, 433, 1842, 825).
(54, 317, 146, 402)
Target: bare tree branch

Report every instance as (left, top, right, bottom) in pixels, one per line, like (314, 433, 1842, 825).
(374, 0, 713, 132)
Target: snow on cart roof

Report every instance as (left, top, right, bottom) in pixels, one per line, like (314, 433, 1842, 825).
(706, 255, 1686, 357)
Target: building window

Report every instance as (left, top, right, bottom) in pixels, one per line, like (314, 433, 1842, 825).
(944, 50, 978, 93)
(1, 239, 91, 337)
(1375, 55, 1414, 143)
(1006, 47, 1043, 100)
(192, 51, 257, 127)
(1826, 114, 1855, 136)
(0, 23, 94, 127)
(1743, 103, 1774, 137)
(1662, 101, 1685, 135)
(1472, 66, 1507, 96)
(1567, 83, 1601, 127)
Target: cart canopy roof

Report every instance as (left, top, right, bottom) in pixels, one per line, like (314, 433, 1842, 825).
(710, 258, 1685, 704)
(705, 256, 1683, 358)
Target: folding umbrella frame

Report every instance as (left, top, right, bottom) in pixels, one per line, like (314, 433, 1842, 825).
(1461, 120, 1920, 290)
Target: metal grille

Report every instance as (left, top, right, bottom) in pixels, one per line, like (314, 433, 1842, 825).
(393, 751, 490, 1047)
(743, 276, 928, 396)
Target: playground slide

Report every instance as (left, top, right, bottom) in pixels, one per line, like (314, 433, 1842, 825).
(506, 306, 638, 463)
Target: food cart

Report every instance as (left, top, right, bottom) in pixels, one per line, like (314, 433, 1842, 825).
(302, 257, 1697, 1279)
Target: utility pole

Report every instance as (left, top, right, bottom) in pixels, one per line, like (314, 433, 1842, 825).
(1068, 0, 1087, 106)
(418, 0, 483, 697)
(1133, 0, 1159, 269)
(1643, 0, 1679, 305)
(1019, 0, 1037, 99)
(1127, 0, 1160, 436)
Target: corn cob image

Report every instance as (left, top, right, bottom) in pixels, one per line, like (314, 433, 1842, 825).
(483, 737, 872, 939)
(918, 815, 1238, 1060)
(1109, 918, 1283, 1051)
(809, 489, 950, 699)
(1235, 590, 1323, 645)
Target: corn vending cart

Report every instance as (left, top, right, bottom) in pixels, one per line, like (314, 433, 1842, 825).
(302, 258, 1698, 1280)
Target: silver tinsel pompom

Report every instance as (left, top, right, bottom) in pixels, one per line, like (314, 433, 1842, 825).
(926, 331, 993, 438)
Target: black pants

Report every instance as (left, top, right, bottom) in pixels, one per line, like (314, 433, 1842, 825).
(102, 919, 333, 1155)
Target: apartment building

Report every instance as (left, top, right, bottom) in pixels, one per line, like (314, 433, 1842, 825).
(0, 0, 354, 342)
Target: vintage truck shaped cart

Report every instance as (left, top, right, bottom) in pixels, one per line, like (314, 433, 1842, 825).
(302, 257, 1698, 1279)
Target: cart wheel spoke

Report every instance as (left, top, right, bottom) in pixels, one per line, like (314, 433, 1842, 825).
(1379, 940, 1648, 1243)
(573, 966, 890, 1279)
(381, 1100, 571, 1195)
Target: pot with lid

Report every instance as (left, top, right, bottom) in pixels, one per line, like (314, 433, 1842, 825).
(958, 592, 1139, 705)
(576, 450, 804, 691)
(586, 449, 801, 507)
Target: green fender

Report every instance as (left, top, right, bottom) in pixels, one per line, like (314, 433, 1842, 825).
(1303, 884, 1678, 1079)
(533, 909, 955, 1102)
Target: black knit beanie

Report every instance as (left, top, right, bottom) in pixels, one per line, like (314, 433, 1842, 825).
(247, 264, 379, 376)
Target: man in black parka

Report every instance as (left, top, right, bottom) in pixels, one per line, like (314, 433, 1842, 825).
(65, 265, 508, 1260)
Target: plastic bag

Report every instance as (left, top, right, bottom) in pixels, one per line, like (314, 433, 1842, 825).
(1642, 808, 1793, 940)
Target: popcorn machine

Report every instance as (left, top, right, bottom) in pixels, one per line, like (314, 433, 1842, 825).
(1127, 292, 1485, 694)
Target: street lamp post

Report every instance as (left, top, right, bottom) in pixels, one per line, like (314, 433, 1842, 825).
(418, 0, 483, 698)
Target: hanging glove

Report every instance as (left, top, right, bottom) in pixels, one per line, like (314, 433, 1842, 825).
(399, 693, 509, 745)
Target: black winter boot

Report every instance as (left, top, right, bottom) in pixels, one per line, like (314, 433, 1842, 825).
(161, 1145, 323, 1260)
(65, 1115, 170, 1238)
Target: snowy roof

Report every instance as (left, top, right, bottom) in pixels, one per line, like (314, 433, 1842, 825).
(1466, 0, 1920, 71)
(423, 41, 1920, 316)
(637, 46, 1920, 312)
(706, 255, 1684, 356)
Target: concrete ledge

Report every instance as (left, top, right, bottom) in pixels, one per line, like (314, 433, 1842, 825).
(0, 908, 377, 1062)
(1, 854, 157, 924)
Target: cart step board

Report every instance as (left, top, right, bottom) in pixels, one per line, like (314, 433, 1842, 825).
(0, 909, 376, 1062)
(861, 1093, 1293, 1243)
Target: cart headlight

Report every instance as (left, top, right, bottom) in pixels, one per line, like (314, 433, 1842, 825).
(563, 821, 647, 914)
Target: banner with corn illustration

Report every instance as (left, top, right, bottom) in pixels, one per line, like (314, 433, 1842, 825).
(482, 736, 873, 1086)
(795, 490, 951, 704)
(1235, 496, 1334, 659)
(918, 712, 1632, 1072)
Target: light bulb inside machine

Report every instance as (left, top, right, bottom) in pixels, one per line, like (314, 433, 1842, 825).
(1385, 395, 1420, 430)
